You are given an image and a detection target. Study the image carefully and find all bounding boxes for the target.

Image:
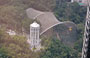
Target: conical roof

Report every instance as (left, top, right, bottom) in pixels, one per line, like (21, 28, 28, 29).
(30, 21, 40, 27)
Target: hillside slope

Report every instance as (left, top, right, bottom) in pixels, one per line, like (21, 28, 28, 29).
(0, 0, 56, 33)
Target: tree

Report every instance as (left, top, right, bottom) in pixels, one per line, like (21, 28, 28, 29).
(54, 2, 87, 24)
(40, 37, 79, 58)
(0, 47, 10, 58)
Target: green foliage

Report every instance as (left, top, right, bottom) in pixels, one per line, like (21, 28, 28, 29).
(40, 38, 79, 58)
(41, 37, 52, 48)
(22, 18, 33, 33)
(0, 5, 33, 33)
(73, 23, 84, 53)
(0, 29, 11, 58)
(5, 35, 31, 58)
(0, 35, 40, 58)
(74, 39, 83, 52)
(0, 29, 5, 40)
(54, 2, 87, 24)
(0, 29, 40, 58)
(77, 23, 84, 38)
(0, 47, 10, 58)
(0, 29, 10, 44)
(54, 2, 86, 58)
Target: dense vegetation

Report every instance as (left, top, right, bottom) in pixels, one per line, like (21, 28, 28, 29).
(0, 0, 87, 58)
(53, 1, 87, 58)
(54, 2, 86, 24)
(54, 1, 86, 50)
(40, 37, 80, 58)
(0, 29, 41, 58)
